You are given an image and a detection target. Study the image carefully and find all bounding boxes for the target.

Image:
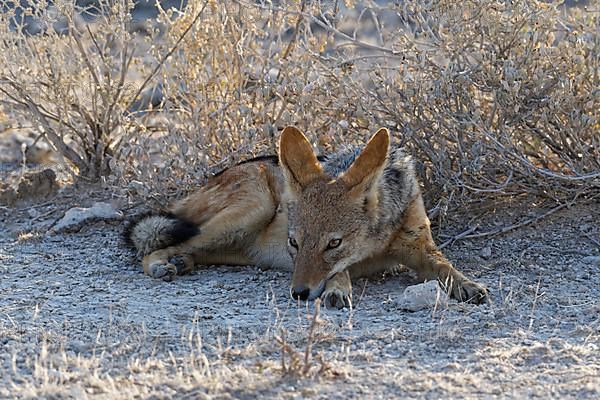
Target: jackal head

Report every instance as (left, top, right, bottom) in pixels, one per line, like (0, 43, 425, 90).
(279, 126, 390, 301)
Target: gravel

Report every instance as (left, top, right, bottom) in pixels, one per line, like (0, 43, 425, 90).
(0, 192, 598, 399)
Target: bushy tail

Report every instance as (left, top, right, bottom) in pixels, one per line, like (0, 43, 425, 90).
(123, 212, 199, 256)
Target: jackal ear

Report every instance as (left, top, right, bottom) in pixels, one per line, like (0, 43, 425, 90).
(340, 128, 390, 201)
(279, 126, 324, 193)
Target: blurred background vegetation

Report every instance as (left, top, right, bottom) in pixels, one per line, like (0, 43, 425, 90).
(0, 0, 597, 217)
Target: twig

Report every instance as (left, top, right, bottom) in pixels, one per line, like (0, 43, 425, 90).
(460, 170, 514, 194)
(582, 232, 600, 249)
(458, 202, 569, 240)
(30, 208, 58, 223)
(440, 201, 572, 248)
(527, 275, 543, 331)
(439, 225, 478, 249)
(233, 0, 403, 56)
(279, 330, 287, 373)
(1, 81, 87, 171)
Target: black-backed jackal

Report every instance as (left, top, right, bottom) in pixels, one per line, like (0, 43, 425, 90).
(125, 127, 489, 308)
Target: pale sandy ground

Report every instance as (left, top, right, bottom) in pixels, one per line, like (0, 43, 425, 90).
(0, 182, 598, 399)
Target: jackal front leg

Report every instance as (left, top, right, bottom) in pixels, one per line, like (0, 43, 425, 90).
(398, 242, 489, 304)
(322, 270, 352, 309)
(393, 196, 489, 304)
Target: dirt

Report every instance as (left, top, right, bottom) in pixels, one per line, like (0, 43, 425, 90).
(0, 175, 598, 399)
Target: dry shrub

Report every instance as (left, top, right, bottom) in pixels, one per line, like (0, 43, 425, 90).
(274, 299, 336, 378)
(0, 0, 165, 180)
(0, 0, 597, 212)
(113, 0, 335, 200)
(334, 0, 599, 206)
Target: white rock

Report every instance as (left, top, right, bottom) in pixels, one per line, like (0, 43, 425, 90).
(267, 68, 279, 82)
(394, 280, 449, 312)
(582, 256, 600, 267)
(51, 202, 123, 232)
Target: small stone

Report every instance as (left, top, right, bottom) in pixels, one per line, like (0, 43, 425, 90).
(481, 246, 492, 259)
(394, 280, 449, 312)
(581, 256, 600, 267)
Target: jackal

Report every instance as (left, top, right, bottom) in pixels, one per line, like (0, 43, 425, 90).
(124, 127, 489, 308)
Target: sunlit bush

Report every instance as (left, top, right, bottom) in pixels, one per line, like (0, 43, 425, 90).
(0, 0, 597, 211)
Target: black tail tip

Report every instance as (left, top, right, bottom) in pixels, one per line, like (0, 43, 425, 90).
(169, 215, 199, 244)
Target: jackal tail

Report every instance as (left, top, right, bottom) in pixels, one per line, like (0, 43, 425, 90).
(123, 213, 198, 256)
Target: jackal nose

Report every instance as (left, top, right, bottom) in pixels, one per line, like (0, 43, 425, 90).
(291, 286, 310, 301)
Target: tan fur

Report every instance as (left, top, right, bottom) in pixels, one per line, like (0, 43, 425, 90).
(279, 126, 324, 197)
(130, 126, 488, 307)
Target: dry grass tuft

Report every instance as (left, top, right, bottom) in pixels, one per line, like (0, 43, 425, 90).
(274, 299, 337, 379)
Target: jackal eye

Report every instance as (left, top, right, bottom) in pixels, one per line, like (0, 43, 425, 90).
(288, 237, 298, 249)
(326, 238, 342, 249)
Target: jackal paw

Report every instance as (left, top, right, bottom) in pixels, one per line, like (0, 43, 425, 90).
(149, 262, 177, 282)
(453, 279, 489, 304)
(322, 288, 352, 309)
